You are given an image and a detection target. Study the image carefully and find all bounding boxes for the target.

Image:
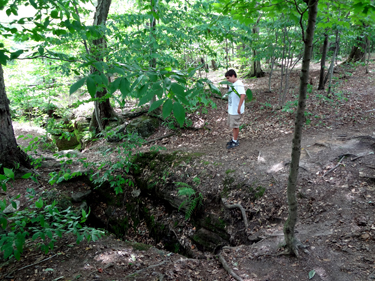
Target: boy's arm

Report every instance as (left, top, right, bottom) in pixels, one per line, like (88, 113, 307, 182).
(237, 94, 246, 115)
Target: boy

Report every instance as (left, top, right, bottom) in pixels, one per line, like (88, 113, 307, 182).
(225, 69, 246, 149)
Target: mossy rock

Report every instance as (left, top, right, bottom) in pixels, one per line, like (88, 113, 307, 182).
(126, 115, 160, 138)
(191, 228, 228, 252)
(51, 133, 80, 151)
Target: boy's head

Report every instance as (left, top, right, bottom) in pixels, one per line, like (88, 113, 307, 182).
(225, 69, 237, 83)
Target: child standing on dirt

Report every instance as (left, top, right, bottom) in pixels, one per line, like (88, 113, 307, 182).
(225, 69, 246, 149)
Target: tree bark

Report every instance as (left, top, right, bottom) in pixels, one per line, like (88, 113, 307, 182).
(327, 30, 339, 97)
(283, 0, 318, 256)
(318, 33, 329, 90)
(345, 35, 368, 64)
(89, 0, 118, 132)
(0, 64, 31, 170)
(247, 18, 265, 78)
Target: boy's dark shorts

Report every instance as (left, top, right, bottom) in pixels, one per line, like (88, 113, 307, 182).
(227, 113, 242, 128)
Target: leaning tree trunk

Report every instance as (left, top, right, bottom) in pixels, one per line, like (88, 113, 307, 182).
(89, 0, 118, 132)
(345, 35, 368, 64)
(0, 64, 30, 170)
(283, 0, 318, 256)
(318, 33, 329, 90)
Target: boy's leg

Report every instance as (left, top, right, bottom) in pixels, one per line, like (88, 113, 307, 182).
(232, 128, 239, 141)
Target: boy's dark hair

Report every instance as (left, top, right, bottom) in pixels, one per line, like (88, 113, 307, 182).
(225, 69, 237, 78)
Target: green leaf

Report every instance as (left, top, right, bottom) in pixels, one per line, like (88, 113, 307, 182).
(246, 89, 253, 101)
(51, 10, 59, 19)
(149, 99, 165, 113)
(0, 217, 7, 229)
(3, 168, 14, 180)
(147, 72, 158, 82)
(15, 233, 25, 251)
(0, 174, 7, 180)
(0, 51, 9, 66)
(137, 84, 149, 98)
(21, 173, 32, 179)
(138, 91, 154, 106)
(10, 50, 23, 60)
(3, 243, 13, 259)
(70, 78, 86, 95)
(94, 62, 103, 73)
(113, 67, 125, 75)
(130, 75, 144, 93)
(308, 269, 316, 279)
(120, 78, 130, 97)
(35, 199, 43, 208)
(46, 230, 53, 239)
(14, 249, 20, 260)
(173, 102, 185, 127)
(171, 83, 189, 105)
(162, 99, 173, 119)
(38, 47, 44, 55)
(86, 77, 96, 98)
(219, 81, 232, 85)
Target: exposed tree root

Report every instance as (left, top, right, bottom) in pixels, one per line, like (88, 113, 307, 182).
(323, 156, 344, 177)
(121, 109, 148, 119)
(278, 239, 309, 258)
(218, 253, 243, 281)
(222, 199, 249, 231)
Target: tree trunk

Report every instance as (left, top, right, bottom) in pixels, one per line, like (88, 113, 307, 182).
(318, 33, 329, 90)
(247, 20, 265, 78)
(89, 0, 118, 132)
(327, 30, 339, 97)
(283, 0, 318, 256)
(365, 38, 370, 74)
(345, 35, 368, 64)
(0, 64, 31, 170)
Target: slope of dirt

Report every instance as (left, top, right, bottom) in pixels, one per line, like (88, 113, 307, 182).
(2, 61, 375, 280)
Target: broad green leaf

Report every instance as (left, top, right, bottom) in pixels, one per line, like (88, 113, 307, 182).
(309, 269, 316, 279)
(14, 249, 20, 260)
(94, 62, 103, 73)
(86, 77, 96, 98)
(130, 75, 144, 93)
(46, 230, 53, 239)
(38, 47, 44, 55)
(110, 77, 121, 94)
(246, 89, 253, 101)
(10, 50, 23, 60)
(147, 72, 158, 82)
(0, 217, 7, 229)
(219, 81, 233, 85)
(15, 233, 25, 251)
(113, 67, 125, 75)
(138, 91, 154, 106)
(0, 51, 9, 66)
(209, 83, 221, 95)
(149, 99, 165, 113)
(3, 243, 13, 259)
(173, 102, 185, 127)
(162, 99, 173, 119)
(35, 199, 43, 208)
(0, 174, 7, 180)
(120, 78, 130, 97)
(51, 10, 59, 19)
(70, 78, 86, 95)
(3, 168, 14, 180)
(171, 83, 185, 96)
(137, 84, 149, 98)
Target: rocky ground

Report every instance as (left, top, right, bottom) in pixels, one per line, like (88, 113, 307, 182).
(1, 61, 375, 281)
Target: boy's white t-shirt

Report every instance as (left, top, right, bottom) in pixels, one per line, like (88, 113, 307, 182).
(228, 80, 245, 115)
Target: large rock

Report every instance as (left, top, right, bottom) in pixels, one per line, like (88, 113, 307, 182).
(3, 200, 20, 214)
(51, 133, 79, 151)
(126, 116, 160, 138)
(71, 190, 92, 203)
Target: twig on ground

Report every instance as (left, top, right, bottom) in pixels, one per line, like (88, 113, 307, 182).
(125, 261, 167, 279)
(218, 253, 243, 281)
(222, 199, 249, 230)
(5, 254, 58, 278)
(144, 133, 175, 144)
(305, 149, 312, 158)
(323, 156, 345, 177)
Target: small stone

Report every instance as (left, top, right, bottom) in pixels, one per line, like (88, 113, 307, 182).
(3, 200, 20, 214)
(361, 233, 370, 240)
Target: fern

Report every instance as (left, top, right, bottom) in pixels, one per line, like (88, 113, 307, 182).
(175, 183, 203, 220)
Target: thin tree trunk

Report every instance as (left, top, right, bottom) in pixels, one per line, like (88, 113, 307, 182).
(283, 0, 318, 256)
(0, 64, 31, 170)
(365, 39, 370, 74)
(268, 29, 278, 92)
(318, 33, 329, 90)
(248, 17, 265, 78)
(89, 0, 118, 132)
(149, 0, 157, 107)
(327, 30, 339, 97)
(278, 27, 287, 107)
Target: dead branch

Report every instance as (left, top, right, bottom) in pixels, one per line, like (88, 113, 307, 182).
(305, 149, 312, 158)
(5, 254, 58, 278)
(144, 133, 175, 144)
(218, 253, 243, 281)
(323, 156, 345, 177)
(125, 261, 167, 279)
(222, 199, 249, 230)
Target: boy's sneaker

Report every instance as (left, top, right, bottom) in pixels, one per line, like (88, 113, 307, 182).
(226, 140, 239, 149)
(226, 139, 239, 145)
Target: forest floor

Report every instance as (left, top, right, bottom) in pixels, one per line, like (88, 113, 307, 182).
(2, 60, 375, 281)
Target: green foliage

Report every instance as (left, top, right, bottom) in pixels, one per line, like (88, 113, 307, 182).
(176, 182, 203, 220)
(0, 169, 102, 261)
